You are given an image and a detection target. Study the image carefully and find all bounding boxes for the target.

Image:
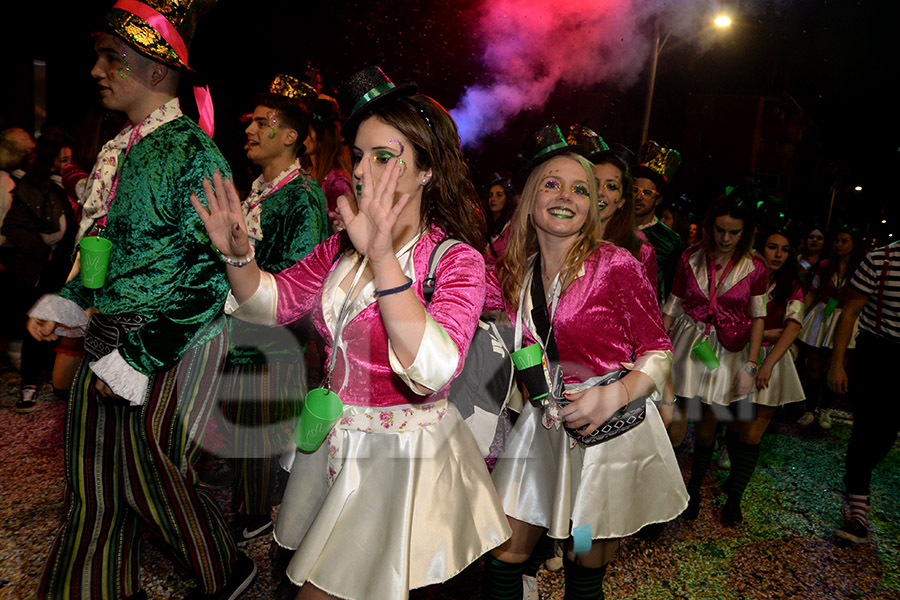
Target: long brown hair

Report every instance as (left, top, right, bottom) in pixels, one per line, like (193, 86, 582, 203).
(362, 94, 486, 249)
(308, 96, 352, 185)
(593, 153, 641, 259)
(701, 193, 757, 261)
(498, 152, 601, 307)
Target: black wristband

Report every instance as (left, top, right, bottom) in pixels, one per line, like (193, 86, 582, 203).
(374, 276, 413, 298)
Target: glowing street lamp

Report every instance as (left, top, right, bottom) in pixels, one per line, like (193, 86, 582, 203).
(640, 15, 733, 146)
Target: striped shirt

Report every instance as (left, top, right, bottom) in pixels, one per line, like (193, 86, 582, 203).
(851, 242, 900, 342)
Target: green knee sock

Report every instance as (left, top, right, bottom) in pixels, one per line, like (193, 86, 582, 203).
(687, 442, 715, 495)
(482, 555, 524, 600)
(563, 555, 606, 600)
(726, 438, 760, 499)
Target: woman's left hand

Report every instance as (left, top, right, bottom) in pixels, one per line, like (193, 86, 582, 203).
(755, 361, 774, 390)
(338, 157, 410, 263)
(731, 368, 755, 397)
(558, 383, 628, 436)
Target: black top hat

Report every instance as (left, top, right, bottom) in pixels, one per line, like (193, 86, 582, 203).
(338, 66, 417, 141)
(519, 124, 583, 176)
(566, 125, 610, 163)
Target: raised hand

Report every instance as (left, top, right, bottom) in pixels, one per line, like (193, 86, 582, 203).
(190, 171, 251, 260)
(337, 157, 411, 264)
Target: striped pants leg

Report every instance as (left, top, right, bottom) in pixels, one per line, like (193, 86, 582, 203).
(219, 361, 304, 516)
(38, 332, 238, 598)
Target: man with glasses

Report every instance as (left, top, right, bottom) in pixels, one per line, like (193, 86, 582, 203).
(633, 143, 683, 303)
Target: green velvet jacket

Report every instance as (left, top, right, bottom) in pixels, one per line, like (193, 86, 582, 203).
(60, 116, 230, 376)
(227, 171, 329, 366)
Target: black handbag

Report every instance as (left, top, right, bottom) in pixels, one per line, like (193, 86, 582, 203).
(529, 256, 646, 445)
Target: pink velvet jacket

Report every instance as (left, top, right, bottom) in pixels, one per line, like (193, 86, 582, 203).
(670, 246, 769, 352)
(272, 228, 485, 407)
(486, 243, 671, 386)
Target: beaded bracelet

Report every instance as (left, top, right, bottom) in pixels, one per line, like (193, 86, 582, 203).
(221, 244, 255, 267)
(374, 276, 413, 298)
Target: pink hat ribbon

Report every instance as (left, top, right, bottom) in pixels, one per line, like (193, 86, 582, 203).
(112, 0, 215, 137)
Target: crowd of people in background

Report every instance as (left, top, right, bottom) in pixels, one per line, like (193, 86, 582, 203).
(1, 1, 898, 599)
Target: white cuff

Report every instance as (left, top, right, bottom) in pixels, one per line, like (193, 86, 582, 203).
(784, 299, 804, 325)
(624, 349, 672, 396)
(388, 314, 459, 396)
(90, 349, 149, 406)
(661, 294, 684, 318)
(224, 271, 278, 326)
(750, 294, 767, 319)
(28, 294, 89, 337)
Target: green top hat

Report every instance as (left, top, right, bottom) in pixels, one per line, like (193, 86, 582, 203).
(338, 66, 417, 141)
(520, 124, 584, 176)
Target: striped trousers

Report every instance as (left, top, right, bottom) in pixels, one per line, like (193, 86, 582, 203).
(38, 332, 238, 599)
(218, 361, 305, 516)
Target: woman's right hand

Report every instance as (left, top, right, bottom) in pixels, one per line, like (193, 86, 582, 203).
(190, 171, 251, 260)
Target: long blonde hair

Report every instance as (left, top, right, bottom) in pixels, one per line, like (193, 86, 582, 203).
(499, 153, 602, 307)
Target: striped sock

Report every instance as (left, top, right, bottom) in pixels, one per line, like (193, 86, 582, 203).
(848, 494, 869, 525)
(726, 440, 760, 500)
(563, 555, 606, 600)
(483, 556, 524, 600)
(522, 534, 552, 577)
(687, 442, 715, 495)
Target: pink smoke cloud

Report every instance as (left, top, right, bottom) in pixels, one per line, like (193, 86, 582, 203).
(451, 0, 735, 147)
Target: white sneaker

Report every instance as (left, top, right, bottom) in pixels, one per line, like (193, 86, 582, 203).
(717, 446, 731, 469)
(522, 575, 539, 600)
(797, 412, 815, 427)
(818, 409, 833, 430)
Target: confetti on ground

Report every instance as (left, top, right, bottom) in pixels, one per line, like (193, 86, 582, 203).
(1, 354, 898, 599)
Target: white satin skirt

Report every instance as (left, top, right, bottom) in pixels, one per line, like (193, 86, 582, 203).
(755, 345, 805, 407)
(798, 302, 859, 349)
(669, 315, 752, 406)
(273, 403, 511, 599)
(491, 399, 688, 540)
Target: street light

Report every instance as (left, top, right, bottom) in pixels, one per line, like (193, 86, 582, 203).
(640, 16, 732, 146)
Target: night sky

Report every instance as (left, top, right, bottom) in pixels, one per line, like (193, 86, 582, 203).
(4, 0, 898, 242)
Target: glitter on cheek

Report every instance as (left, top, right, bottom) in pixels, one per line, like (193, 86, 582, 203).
(266, 111, 278, 139)
(396, 158, 407, 176)
(117, 53, 131, 79)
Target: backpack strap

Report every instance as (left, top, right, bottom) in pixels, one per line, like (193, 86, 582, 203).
(423, 238, 461, 305)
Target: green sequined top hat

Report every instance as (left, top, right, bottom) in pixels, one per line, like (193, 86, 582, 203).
(520, 124, 584, 176)
(338, 66, 417, 140)
(268, 74, 318, 111)
(105, 0, 215, 71)
(566, 125, 610, 163)
(633, 140, 682, 197)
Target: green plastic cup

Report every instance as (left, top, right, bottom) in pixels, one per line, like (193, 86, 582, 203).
(692, 338, 720, 371)
(824, 297, 839, 316)
(79, 236, 113, 289)
(294, 388, 343, 452)
(511, 343, 551, 401)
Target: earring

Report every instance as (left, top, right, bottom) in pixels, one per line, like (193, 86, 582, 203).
(422, 177, 428, 185)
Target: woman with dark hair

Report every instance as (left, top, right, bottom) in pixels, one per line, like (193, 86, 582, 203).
(482, 126, 685, 600)
(2, 137, 78, 411)
(303, 94, 353, 231)
(662, 190, 768, 524)
(796, 224, 866, 429)
(484, 172, 516, 264)
(797, 224, 826, 285)
(193, 66, 509, 600)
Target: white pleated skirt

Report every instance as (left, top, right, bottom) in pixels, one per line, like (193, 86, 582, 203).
(798, 302, 859, 349)
(273, 403, 511, 600)
(754, 345, 805, 407)
(491, 399, 688, 540)
(669, 315, 752, 406)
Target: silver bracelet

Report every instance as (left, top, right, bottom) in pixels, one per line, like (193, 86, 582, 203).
(221, 244, 255, 267)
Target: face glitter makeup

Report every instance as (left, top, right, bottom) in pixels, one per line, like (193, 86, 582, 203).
(265, 111, 278, 139)
(118, 52, 131, 78)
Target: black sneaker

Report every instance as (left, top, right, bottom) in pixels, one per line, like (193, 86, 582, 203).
(836, 517, 869, 544)
(186, 552, 257, 600)
(232, 514, 274, 543)
(14, 386, 37, 413)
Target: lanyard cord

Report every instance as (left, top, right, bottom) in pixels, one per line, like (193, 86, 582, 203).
(705, 256, 735, 336)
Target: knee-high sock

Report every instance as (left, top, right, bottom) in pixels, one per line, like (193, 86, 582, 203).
(687, 442, 715, 495)
(482, 555, 524, 600)
(563, 555, 606, 600)
(522, 534, 552, 577)
(725, 437, 760, 500)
